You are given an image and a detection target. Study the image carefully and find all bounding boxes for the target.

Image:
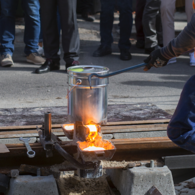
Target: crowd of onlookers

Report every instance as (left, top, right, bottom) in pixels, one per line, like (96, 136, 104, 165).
(0, 0, 194, 74)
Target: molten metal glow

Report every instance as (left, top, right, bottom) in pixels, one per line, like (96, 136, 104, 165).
(83, 146, 105, 151)
(64, 124, 74, 131)
(86, 125, 97, 132)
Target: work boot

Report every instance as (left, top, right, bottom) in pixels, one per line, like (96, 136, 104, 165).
(120, 49, 132, 61)
(26, 53, 46, 65)
(93, 45, 112, 57)
(65, 60, 80, 71)
(35, 59, 60, 74)
(1, 54, 14, 67)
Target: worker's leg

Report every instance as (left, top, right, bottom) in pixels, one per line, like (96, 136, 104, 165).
(142, 0, 161, 50)
(22, 0, 40, 55)
(0, 0, 18, 56)
(58, 0, 80, 64)
(117, 0, 133, 50)
(167, 75, 195, 153)
(100, 0, 115, 48)
(156, 10, 163, 46)
(160, 0, 176, 46)
(135, 0, 146, 48)
(39, 0, 59, 60)
(185, 0, 194, 23)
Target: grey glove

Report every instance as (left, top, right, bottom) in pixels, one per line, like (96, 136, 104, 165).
(144, 49, 169, 71)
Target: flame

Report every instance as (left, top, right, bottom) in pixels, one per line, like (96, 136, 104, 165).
(78, 124, 114, 151)
(83, 146, 105, 151)
(86, 124, 98, 143)
(63, 124, 74, 131)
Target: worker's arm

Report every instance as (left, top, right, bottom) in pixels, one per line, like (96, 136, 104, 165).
(144, 13, 195, 71)
(167, 75, 195, 153)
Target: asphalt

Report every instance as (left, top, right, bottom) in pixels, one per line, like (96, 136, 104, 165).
(0, 13, 193, 113)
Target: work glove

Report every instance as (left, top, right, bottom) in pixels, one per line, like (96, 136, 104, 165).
(143, 49, 169, 71)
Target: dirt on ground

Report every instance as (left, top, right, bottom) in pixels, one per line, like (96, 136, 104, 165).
(57, 175, 110, 195)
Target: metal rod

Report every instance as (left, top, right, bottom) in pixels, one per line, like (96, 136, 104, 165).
(54, 143, 95, 169)
(44, 112, 51, 141)
(88, 62, 147, 88)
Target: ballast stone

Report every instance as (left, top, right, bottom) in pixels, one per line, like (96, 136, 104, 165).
(107, 166, 175, 195)
(7, 175, 59, 195)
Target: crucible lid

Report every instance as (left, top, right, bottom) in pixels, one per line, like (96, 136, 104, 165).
(67, 65, 109, 74)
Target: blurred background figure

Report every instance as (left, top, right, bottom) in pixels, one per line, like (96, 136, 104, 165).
(142, 0, 163, 54)
(35, 0, 80, 74)
(161, 0, 194, 65)
(93, 0, 133, 61)
(80, 0, 95, 22)
(0, 0, 45, 67)
(135, 0, 146, 49)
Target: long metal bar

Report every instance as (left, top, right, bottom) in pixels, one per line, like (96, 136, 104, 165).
(44, 112, 51, 141)
(88, 62, 147, 87)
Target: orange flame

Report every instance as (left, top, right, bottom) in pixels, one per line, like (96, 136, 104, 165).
(63, 124, 74, 131)
(78, 124, 114, 151)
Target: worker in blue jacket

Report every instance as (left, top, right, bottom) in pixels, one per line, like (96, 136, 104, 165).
(144, 13, 195, 153)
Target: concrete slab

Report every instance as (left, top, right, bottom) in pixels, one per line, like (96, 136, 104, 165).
(107, 166, 175, 195)
(7, 175, 59, 195)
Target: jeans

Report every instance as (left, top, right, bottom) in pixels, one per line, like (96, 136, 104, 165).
(100, 0, 133, 50)
(0, 0, 40, 56)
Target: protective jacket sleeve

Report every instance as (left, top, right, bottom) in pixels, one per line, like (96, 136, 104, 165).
(161, 13, 195, 59)
(167, 75, 195, 153)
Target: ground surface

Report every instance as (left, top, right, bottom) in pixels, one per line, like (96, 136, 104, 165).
(0, 13, 192, 114)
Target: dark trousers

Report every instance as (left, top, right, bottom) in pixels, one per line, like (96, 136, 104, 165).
(100, 0, 133, 50)
(39, 0, 79, 63)
(135, 0, 146, 41)
(142, 0, 163, 49)
(80, 0, 94, 15)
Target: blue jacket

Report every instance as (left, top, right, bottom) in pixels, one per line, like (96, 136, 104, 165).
(167, 75, 195, 153)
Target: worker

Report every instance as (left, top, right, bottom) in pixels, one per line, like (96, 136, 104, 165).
(144, 11, 195, 153)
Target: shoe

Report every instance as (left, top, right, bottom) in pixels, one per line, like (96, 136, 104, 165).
(26, 53, 46, 65)
(1, 54, 14, 67)
(35, 59, 60, 74)
(136, 40, 145, 49)
(167, 57, 177, 65)
(189, 52, 195, 66)
(82, 12, 95, 22)
(66, 60, 80, 71)
(120, 50, 132, 61)
(93, 45, 112, 57)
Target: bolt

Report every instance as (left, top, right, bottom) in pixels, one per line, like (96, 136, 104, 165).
(150, 160, 154, 168)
